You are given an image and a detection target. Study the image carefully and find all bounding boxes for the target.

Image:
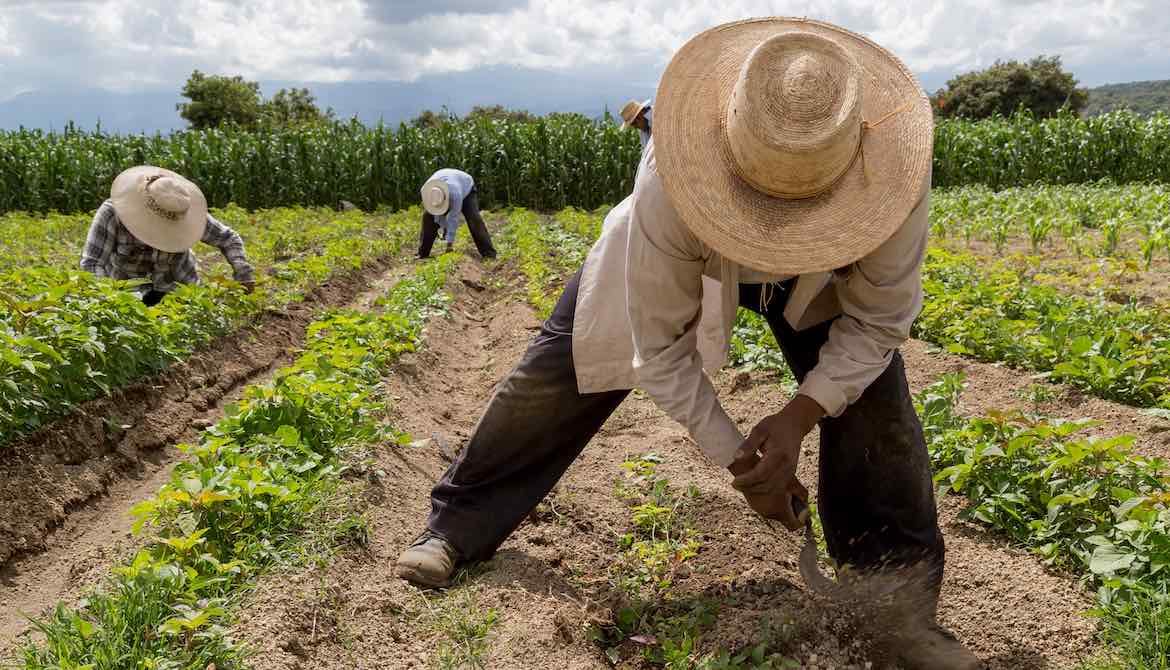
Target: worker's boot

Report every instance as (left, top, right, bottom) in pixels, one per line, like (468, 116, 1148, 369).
(892, 622, 982, 670)
(445, 241, 455, 254)
(396, 531, 459, 588)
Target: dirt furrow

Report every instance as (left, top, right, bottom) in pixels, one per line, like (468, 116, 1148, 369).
(232, 261, 1101, 669)
(0, 256, 413, 648)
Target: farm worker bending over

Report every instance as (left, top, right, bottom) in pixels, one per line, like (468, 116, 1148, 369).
(418, 168, 498, 260)
(80, 166, 255, 306)
(620, 98, 652, 148)
(397, 18, 977, 669)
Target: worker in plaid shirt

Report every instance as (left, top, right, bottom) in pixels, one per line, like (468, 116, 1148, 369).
(80, 166, 255, 306)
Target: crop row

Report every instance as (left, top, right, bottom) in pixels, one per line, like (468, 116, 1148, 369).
(18, 252, 461, 669)
(0, 207, 419, 446)
(933, 109, 1170, 189)
(917, 248, 1169, 409)
(918, 376, 1168, 667)
(931, 183, 1170, 263)
(0, 118, 642, 216)
(4, 110, 1170, 216)
(493, 205, 1169, 664)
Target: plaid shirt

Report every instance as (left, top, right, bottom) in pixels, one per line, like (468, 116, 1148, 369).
(80, 200, 255, 293)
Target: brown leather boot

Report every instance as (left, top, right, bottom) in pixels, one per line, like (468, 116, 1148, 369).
(396, 531, 459, 588)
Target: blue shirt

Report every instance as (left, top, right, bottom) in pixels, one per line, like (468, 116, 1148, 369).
(428, 169, 474, 243)
(638, 106, 653, 149)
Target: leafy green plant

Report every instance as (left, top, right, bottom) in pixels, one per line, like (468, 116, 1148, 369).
(0, 206, 418, 447)
(19, 253, 461, 669)
(917, 375, 1170, 668)
(916, 247, 1170, 409)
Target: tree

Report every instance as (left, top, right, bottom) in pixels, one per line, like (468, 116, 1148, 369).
(410, 108, 454, 129)
(934, 56, 1088, 120)
(264, 87, 334, 126)
(466, 105, 535, 123)
(176, 70, 264, 129)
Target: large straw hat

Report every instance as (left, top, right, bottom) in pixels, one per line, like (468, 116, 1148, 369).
(421, 178, 451, 216)
(620, 99, 651, 129)
(654, 17, 933, 275)
(110, 166, 207, 253)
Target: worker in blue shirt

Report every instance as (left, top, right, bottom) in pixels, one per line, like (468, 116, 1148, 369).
(419, 169, 498, 259)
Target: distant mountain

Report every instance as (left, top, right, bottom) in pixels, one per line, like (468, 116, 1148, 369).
(1085, 80, 1170, 117)
(0, 65, 661, 134)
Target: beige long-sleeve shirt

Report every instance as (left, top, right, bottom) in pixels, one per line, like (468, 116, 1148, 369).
(572, 141, 929, 468)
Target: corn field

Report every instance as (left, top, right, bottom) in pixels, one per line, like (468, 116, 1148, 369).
(934, 109, 1170, 188)
(0, 117, 643, 215)
(2, 110, 1169, 215)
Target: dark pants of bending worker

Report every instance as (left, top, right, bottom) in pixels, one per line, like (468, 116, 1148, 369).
(417, 188, 498, 259)
(426, 270, 944, 589)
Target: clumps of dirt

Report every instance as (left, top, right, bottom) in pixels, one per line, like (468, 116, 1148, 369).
(0, 257, 394, 567)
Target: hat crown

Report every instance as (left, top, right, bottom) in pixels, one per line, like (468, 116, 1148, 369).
(725, 31, 862, 199)
(424, 186, 445, 209)
(144, 176, 192, 218)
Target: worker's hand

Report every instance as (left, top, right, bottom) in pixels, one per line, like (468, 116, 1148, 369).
(728, 395, 825, 530)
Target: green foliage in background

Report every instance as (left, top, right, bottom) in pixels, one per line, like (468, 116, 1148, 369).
(0, 116, 642, 216)
(933, 55, 1088, 120)
(5, 111, 1170, 217)
(932, 110, 1170, 188)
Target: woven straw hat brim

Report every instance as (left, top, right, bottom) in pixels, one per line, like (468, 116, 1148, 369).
(421, 178, 451, 216)
(110, 166, 207, 253)
(654, 17, 933, 275)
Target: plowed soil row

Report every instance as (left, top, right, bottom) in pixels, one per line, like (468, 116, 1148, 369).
(0, 255, 413, 646)
(231, 256, 1117, 670)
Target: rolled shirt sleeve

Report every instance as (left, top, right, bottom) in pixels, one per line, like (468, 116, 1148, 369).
(796, 188, 930, 417)
(626, 156, 743, 467)
(201, 215, 255, 283)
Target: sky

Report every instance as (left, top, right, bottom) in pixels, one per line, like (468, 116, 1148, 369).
(1, 0, 1168, 130)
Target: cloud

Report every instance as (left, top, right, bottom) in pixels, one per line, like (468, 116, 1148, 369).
(362, 0, 528, 23)
(0, 0, 1165, 98)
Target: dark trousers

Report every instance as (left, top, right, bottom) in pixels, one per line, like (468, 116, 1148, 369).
(418, 189, 498, 259)
(139, 288, 169, 306)
(427, 271, 943, 590)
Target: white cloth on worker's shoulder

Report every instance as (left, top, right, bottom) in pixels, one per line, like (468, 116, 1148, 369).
(571, 140, 928, 467)
(427, 168, 474, 242)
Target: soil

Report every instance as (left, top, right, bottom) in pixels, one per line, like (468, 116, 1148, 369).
(230, 255, 1104, 670)
(0, 255, 412, 647)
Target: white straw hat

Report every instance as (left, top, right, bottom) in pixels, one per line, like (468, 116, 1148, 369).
(620, 99, 651, 129)
(654, 17, 933, 275)
(420, 178, 451, 216)
(110, 166, 208, 253)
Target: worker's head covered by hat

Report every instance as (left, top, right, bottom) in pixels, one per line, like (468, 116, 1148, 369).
(421, 178, 451, 216)
(110, 166, 209, 253)
(620, 99, 652, 130)
(653, 17, 933, 276)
